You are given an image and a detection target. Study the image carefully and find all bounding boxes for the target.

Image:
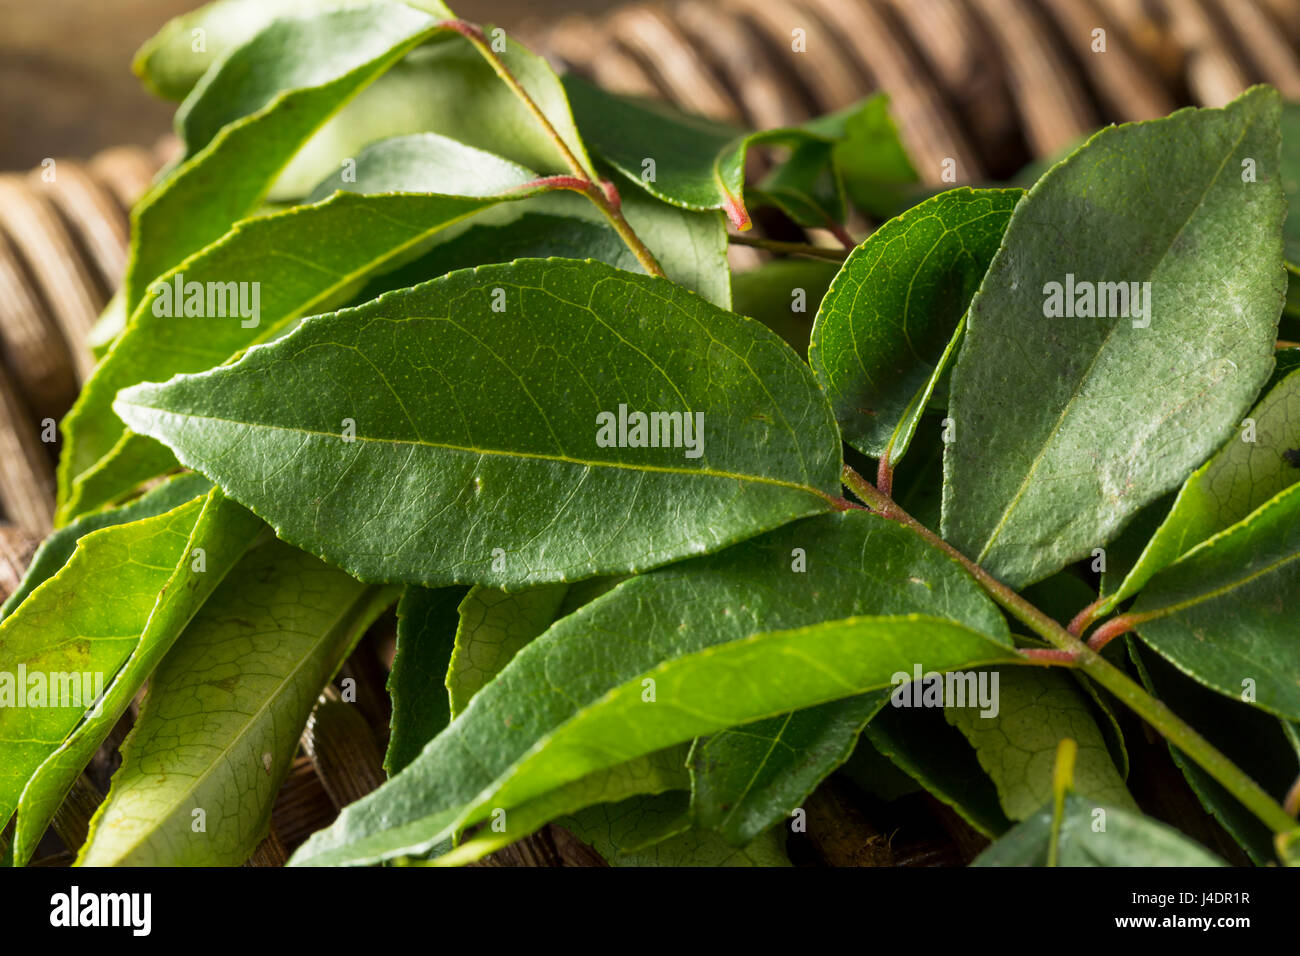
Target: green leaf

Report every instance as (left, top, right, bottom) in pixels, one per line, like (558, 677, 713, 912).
(1281, 101, 1300, 266)
(564, 793, 791, 867)
(133, 0, 454, 101)
(563, 75, 871, 231)
(0, 472, 212, 621)
(943, 87, 1286, 589)
(449, 584, 569, 718)
(731, 259, 840, 359)
(1128, 640, 1298, 865)
(87, 291, 127, 360)
(1103, 367, 1300, 610)
(973, 792, 1225, 866)
(1130, 481, 1300, 720)
(348, 213, 641, 305)
(384, 585, 467, 776)
(809, 187, 1020, 461)
(0, 491, 262, 853)
(116, 259, 840, 588)
(77, 541, 395, 865)
(862, 704, 1011, 836)
(944, 667, 1134, 821)
(12, 494, 264, 864)
(59, 134, 546, 523)
(432, 747, 690, 866)
(276, 31, 598, 199)
(749, 139, 845, 229)
(373, 186, 730, 309)
(688, 693, 887, 845)
(124, 3, 452, 313)
(58, 439, 181, 528)
(831, 95, 920, 220)
(616, 187, 731, 310)
(298, 613, 1017, 866)
(286, 509, 1016, 866)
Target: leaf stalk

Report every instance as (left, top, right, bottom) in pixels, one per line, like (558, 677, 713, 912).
(728, 234, 850, 262)
(840, 463, 1297, 840)
(443, 19, 665, 278)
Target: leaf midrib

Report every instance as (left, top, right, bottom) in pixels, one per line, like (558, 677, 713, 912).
(119, 402, 839, 504)
(972, 118, 1253, 564)
(1137, 542, 1300, 623)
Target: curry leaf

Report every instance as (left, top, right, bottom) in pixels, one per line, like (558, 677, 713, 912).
(831, 95, 920, 221)
(293, 610, 1018, 866)
(448, 585, 570, 718)
(115, 259, 840, 588)
(384, 585, 466, 776)
(1130, 481, 1300, 720)
(77, 541, 395, 865)
(809, 187, 1020, 461)
(125, 3, 453, 313)
(563, 76, 889, 231)
(943, 87, 1286, 589)
(133, 0, 454, 101)
(11, 493, 264, 865)
(59, 135, 546, 523)
(0, 490, 262, 850)
(973, 792, 1225, 867)
(564, 793, 791, 867)
(286, 510, 1015, 866)
(1102, 366, 1300, 611)
(944, 667, 1135, 821)
(0, 472, 212, 621)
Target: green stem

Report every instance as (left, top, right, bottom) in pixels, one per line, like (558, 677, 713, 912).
(728, 234, 850, 262)
(841, 464, 1297, 838)
(1048, 739, 1077, 868)
(445, 19, 665, 278)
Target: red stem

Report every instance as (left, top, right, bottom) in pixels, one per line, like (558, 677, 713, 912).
(1067, 594, 1109, 637)
(876, 452, 893, 498)
(1087, 613, 1142, 651)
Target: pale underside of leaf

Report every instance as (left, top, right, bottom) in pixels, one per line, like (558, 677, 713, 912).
(76, 542, 393, 866)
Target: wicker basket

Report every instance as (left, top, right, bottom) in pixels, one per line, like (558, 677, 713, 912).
(4, 0, 1295, 866)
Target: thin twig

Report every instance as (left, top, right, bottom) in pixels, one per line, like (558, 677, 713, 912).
(728, 234, 850, 262)
(840, 463, 1297, 838)
(1067, 594, 1109, 637)
(445, 20, 665, 277)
